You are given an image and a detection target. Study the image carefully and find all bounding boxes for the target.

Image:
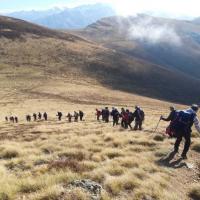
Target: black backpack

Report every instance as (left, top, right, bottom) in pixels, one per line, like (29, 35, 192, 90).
(139, 110, 145, 121)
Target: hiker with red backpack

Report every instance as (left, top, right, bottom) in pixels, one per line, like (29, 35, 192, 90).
(163, 104, 200, 159)
(96, 109, 101, 121)
(161, 106, 177, 137)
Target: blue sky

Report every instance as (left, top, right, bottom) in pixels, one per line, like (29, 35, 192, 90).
(0, 0, 199, 19)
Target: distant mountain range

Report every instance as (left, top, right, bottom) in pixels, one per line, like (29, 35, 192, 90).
(75, 15, 200, 80)
(5, 4, 116, 29)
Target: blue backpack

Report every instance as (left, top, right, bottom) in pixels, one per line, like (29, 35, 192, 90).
(172, 110, 196, 130)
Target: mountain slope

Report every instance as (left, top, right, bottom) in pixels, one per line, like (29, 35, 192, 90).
(193, 17, 200, 25)
(76, 15, 200, 80)
(0, 16, 200, 104)
(6, 4, 116, 29)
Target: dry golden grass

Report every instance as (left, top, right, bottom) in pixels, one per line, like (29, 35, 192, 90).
(0, 57, 199, 200)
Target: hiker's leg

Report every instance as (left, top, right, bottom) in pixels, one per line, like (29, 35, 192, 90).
(128, 123, 132, 130)
(134, 121, 138, 130)
(182, 132, 191, 157)
(139, 121, 142, 130)
(174, 133, 182, 152)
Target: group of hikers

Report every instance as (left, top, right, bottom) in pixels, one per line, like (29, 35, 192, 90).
(5, 111, 85, 123)
(4, 104, 200, 160)
(96, 106, 145, 130)
(56, 111, 84, 122)
(95, 104, 200, 160)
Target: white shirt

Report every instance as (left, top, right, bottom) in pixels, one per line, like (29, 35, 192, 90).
(185, 108, 200, 133)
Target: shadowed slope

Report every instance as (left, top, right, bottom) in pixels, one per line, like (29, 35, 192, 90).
(0, 16, 200, 104)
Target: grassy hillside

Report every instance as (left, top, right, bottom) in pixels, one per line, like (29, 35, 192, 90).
(0, 16, 200, 200)
(1, 16, 200, 104)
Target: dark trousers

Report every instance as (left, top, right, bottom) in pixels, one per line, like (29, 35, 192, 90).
(113, 117, 119, 126)
(121, 120, 127, 128)
(174, 131, 191, 156)
(105, 116, 109, 123)
(134, 120, 142, 130)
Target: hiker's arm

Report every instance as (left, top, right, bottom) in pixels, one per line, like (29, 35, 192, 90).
(161, 112, 173, 121)
(194, 116, 200, 133)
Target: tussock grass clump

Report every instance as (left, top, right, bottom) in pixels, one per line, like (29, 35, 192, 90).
(0, 148, 19, 159)
(34, 159, 49, 166)
(128, 139, 156, 147)
(131, 168, 148, 180)
(153, 135, 165, 142)
(5, 160, 31, 171)
(88, 147, 102, 153)
(104, 174, 139, 196)
(48, 159, 84, 172)
(117, 157, 139, 168)
(84, 169, 105, 184)
(105, 165, 125, 176)
(0, 192, 9, 200)
(192, 143, 200, 153)
(189, 184, 200, 200)
(103, 149, 123, 159)
(33, 185, 64, 200)
(65, 188, 90, 200)
(58, 150, 86, 161)
(18, 179, 43, 193)
(155, 149, 168, 157)
(104, 136, 114, 142)
(100, 190, 111, 200)
(191, 132, 200, 138)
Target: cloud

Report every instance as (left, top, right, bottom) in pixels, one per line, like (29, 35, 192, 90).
(128, 16, 182, 46)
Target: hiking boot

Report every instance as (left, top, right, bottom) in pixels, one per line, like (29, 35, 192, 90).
(181, 154, 187, 160)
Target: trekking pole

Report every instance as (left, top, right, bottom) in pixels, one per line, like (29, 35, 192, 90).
(152, 118, 161, 134)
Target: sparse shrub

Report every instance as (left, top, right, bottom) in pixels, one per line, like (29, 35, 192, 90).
(153, 135, 164, 142)
(192, 143, 200, 153)
(0, 149, 19, 159)
(189, 184, 200, 200)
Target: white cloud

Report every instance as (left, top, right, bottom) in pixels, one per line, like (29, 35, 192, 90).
(128, 16, 182, 46)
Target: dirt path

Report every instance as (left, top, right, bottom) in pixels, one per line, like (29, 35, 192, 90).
(158, 150, 200, 200)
